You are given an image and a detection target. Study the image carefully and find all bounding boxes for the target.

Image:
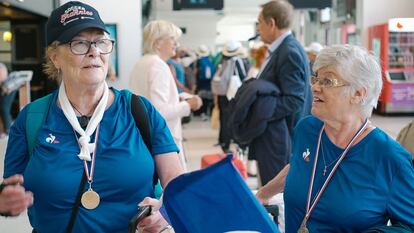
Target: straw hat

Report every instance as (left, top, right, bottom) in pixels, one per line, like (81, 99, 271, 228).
(222, 40, 242, 57)
(197, 44, 210, 57)
(305, 42, 324, 55)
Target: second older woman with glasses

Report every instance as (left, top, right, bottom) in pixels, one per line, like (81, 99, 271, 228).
(257, 44, 414, 232)
(3, 2, 183, 232)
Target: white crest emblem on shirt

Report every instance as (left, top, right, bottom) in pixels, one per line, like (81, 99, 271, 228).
(46, 134, 59, 144)
(302, 148, 310, 162)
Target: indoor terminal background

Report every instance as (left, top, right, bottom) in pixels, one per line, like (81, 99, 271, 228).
(0, 0, 413, 232)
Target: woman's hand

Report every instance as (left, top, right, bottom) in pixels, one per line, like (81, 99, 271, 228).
(186, 95, 202, 111)
(137, 197, 171, 233)
(0, 174, 34, 216)
(255, 164, 290, 205)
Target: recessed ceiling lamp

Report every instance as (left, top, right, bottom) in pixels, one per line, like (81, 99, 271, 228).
(3, 31, 12, 42)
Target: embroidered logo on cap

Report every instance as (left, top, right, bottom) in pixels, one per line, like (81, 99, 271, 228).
(46, 134, 60, 144)
(60, 5, 94, 26)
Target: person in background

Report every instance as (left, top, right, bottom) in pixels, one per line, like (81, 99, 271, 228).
(194, 44, 215, 121)
(130, 20, 202, 171)
(0, 175, 33, 217)
(253, 0, 312, 186)
(168, 51, 192, 93)
(0, 63, 18, 137)
(257, 44, 414, 232)
(212, 40, 247, 153)
(180, 48, 197, 94)
(246, 44, 269, 80)
(4, 2, 183, 232)
(237, 47, 251, 77)
(305, 41, 324, 75)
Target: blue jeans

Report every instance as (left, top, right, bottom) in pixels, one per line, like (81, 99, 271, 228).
(0, 90, 17, 133)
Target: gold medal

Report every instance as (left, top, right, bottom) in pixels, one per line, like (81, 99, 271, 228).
(81, 188, 100, 209)
(298, 226, 309, 233)
(75, 126, 101, 210)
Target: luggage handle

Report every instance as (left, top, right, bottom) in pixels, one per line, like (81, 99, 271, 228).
(264, 204, 279, 218)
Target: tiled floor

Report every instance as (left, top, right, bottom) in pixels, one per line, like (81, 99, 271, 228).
(0, 113, 412, 232)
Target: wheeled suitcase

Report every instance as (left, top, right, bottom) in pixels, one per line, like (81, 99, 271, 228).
(201, 153, 248, 180)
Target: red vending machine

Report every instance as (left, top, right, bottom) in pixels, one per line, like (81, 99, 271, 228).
(368, 18, 414, 114)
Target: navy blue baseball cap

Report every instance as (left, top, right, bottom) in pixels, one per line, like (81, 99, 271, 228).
(46, 1, 109, 46)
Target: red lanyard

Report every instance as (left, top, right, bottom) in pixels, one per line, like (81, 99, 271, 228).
(75, 125, 100, 184)
(302, 119, 369, 225)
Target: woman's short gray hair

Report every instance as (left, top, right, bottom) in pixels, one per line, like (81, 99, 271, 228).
(143, 20, 182, 54)
(313, 44, 382, 117)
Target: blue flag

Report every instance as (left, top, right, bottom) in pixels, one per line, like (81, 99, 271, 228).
(163, 155, 279, 233)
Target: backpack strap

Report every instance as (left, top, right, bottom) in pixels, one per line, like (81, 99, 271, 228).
(122, 90, 152, 153)
(26, 94, 53, 154)
(122, 90, 161, 193)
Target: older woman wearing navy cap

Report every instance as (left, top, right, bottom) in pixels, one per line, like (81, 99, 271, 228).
(2, 1, 183, 233)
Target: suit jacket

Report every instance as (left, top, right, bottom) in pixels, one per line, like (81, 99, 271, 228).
(258, 34, 312, 136)
(230, 78, 284, 145)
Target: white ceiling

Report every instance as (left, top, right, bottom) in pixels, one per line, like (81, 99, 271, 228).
(154, 0, 268, 44)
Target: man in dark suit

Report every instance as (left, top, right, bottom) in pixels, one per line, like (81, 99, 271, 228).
(253, 0, 312, 186)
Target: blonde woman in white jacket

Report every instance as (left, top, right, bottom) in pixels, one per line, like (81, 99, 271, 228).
(130, 20, 202, 170)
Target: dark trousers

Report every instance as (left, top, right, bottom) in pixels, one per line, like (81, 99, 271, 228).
(199, 98, 213, 116)
(218, 95, 231, 151)
(0, 90, 17, 133)
(250, 120, 291, 185)
(194, 89, 213, 116)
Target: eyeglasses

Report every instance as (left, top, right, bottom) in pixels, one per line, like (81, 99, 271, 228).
(67, 39, 114, 55)
(310, 75, 349, 88)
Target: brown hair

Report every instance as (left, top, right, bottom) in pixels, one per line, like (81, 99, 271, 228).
(261, 0, 293, 29)
(253, 44, 269, 68)
(43, 41, 60, 80)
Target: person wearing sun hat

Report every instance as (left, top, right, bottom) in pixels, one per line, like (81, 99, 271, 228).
(197, 44, 210, 57)
(3, 1, 183, 232)
(305, 42, 324, 74)
(222, 40, 242, 57)
(213, 40, 248, 153)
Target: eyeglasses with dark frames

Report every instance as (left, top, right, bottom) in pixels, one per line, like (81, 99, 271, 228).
(310, 75, 349, 88)
(67, 39, 114, 55)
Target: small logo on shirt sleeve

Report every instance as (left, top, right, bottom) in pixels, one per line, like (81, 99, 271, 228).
(46, 134, 60, 144)
(302, 148, 310, 162)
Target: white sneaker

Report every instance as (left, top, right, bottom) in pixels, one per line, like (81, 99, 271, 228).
(201, 113, 209, 121)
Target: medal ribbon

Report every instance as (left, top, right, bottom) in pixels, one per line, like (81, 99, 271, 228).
(82, 125, 100, 184)
(302, 119, 369, 225)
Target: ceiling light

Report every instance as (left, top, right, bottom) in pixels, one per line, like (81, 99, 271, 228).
(3, 31, 12, 42)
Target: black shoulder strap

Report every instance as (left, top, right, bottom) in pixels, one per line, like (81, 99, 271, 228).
(130, 94, 160, 188)
(66, 172, 86, 233)
(131, 94, 152, 153)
